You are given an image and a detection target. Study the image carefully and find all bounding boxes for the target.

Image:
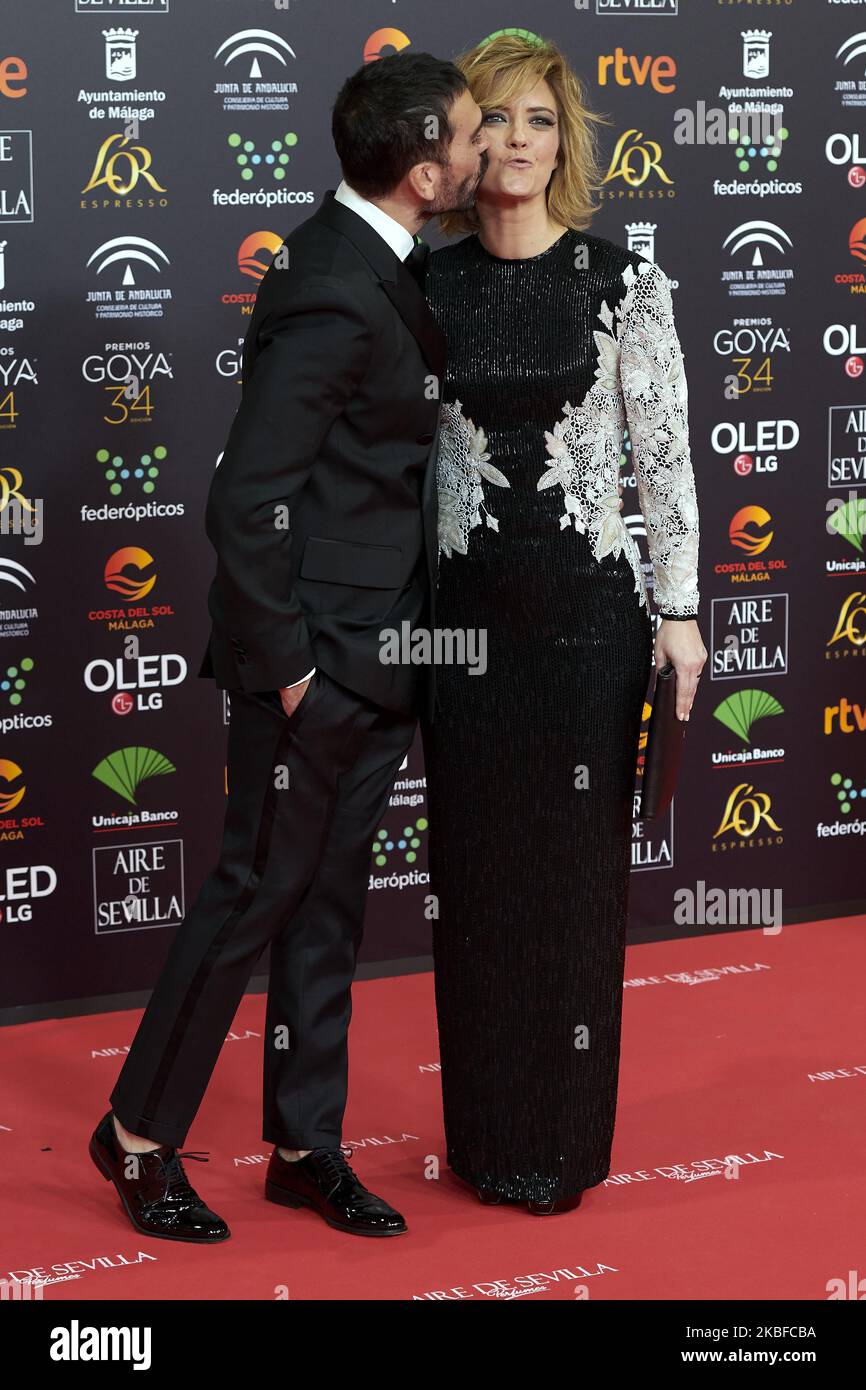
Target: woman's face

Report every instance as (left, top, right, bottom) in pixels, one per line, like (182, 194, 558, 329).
(475, 78, 561, 207)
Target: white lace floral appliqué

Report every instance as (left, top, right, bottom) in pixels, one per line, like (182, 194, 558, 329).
(436, 398, 510, 558)
(536, 257, 699, 616)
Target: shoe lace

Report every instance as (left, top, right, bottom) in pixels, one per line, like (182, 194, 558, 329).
(153, 1149, 210, 1202)
(313, 1144, 357, 1199)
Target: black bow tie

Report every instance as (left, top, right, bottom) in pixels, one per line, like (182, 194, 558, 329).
(405, 239, 430, 288)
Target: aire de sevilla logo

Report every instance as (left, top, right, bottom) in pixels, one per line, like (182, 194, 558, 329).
(714, 506, 788, 587)
(87, 548, 174, 632)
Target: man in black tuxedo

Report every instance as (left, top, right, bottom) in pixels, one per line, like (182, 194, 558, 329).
(90, 53, 488, 1241)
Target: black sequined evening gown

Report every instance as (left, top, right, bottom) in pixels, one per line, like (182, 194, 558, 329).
(420, 227, 698, 1202)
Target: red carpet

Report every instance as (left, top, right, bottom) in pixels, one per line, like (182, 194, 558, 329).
(1, 917, 864, 1302)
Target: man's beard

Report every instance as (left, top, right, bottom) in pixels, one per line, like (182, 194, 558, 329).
(430, 155, 488, 216)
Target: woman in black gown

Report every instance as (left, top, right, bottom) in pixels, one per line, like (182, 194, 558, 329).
(421, 33, 706, 1213)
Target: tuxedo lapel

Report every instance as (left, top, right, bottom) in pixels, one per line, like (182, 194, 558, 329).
(312, 189, 447, 382)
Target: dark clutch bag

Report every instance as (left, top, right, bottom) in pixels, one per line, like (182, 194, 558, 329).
(639, 661, 687, 820)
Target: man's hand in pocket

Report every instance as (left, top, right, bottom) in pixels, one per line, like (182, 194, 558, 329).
(279, 676, 312, 718)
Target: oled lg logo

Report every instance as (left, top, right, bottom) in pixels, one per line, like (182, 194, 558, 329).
(49, 1319, 151, 1370)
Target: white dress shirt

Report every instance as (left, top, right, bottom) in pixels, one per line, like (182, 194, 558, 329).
(283, 181, 419, 690)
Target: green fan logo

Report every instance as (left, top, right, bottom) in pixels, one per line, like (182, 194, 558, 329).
(372, 818, 428, 867)
(828, 498, 866, 554)
(713, 688, 784, 744)
(92, 747, 176, 805)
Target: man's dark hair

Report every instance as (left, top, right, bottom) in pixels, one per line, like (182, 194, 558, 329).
(332, 52, 468, 200)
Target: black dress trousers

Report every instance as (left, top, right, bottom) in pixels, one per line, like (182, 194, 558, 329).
(109, 668, 416, 1149)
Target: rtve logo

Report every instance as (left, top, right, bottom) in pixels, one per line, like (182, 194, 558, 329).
(0, 55, 27, 100)
(597, 50, 677, 94)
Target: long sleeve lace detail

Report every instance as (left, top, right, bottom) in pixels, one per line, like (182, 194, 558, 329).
(436, 398, 510, 559)
(537, 257, 699, 616)
(619, 259, 700, 617)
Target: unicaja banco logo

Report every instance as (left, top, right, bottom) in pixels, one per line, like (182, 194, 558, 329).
(92, 747, 175, 805)
(713, 688, 783, 743)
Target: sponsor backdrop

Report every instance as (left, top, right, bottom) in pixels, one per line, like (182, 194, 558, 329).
(0, 0, 864, 1011)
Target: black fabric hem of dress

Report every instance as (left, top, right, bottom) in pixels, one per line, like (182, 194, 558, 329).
(448, 1158, 605, 1203)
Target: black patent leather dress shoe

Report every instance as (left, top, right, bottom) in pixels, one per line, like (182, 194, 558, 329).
(476, 1186, 503, 1204)
(265, 1144, 407, 1236)
(89, 1111, 230, 1243)
(526, 1192, 583, 1215)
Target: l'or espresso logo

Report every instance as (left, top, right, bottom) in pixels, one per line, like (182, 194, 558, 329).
(827, 591, 866, 659)
(712, 419, 796, 475)
(81, 132, 167, 210)
(93, 838, 183, 934)
(600, 129, 675, 201)
(828, 406, 866, 487)
(710, 594, 788, 681)
(82, 341, 172, 425)
(0, 863, 57, 925)
(712, 782, 783, 852)
(632, 793, 673, 871)
(715, 506, 788, 585)
(0, 758, 45, 841)
(88, 548, 174, 632)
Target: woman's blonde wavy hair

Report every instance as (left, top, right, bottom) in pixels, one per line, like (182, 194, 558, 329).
(438, 32, 611, 239)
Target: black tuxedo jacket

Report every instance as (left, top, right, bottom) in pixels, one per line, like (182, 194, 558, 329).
(198, 188, 447, 721)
